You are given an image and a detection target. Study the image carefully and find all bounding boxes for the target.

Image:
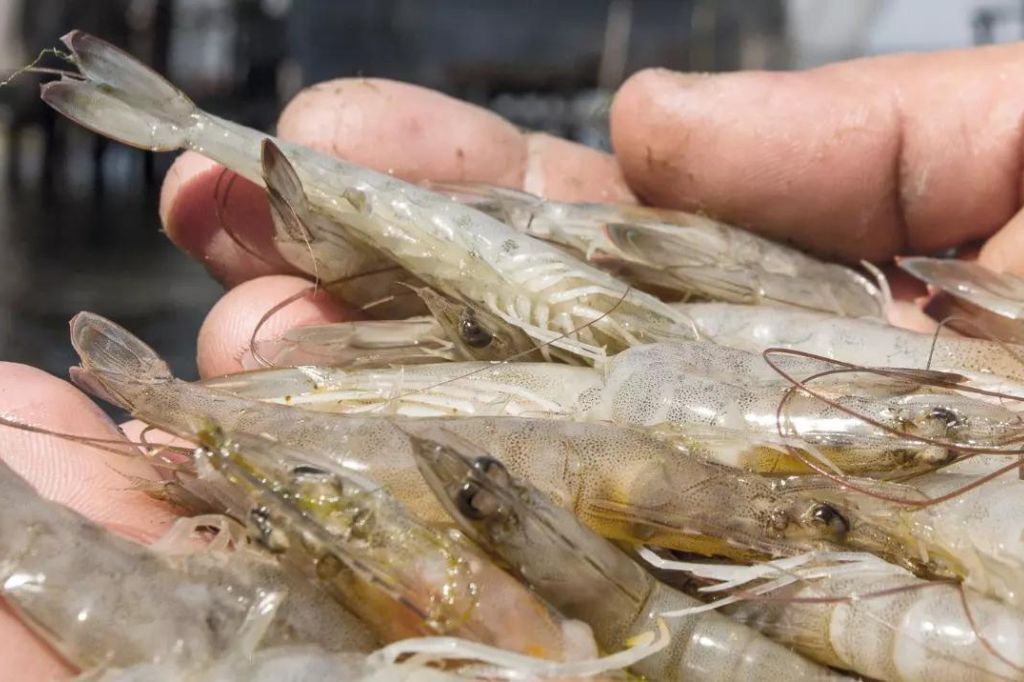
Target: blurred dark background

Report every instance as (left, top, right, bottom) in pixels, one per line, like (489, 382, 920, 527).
(0, 0, 1018, 389)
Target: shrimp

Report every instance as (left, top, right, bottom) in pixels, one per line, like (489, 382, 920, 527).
(679, 301, 1024, 384)
(43, 31, 694, 365)
(187, 427, 600, 661)
(901, 257, 1024, 344)
(204, 341, 1024, 475)
(406, 426, 842, 681)
(68, 311, 961, 578)
(0, 455, 374, 674)
(430, 180, 887, 319)
(695, 553, 1024, 681)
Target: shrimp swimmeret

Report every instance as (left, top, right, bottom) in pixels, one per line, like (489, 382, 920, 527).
(42, 31, 693, 365)
(675, 552, 1024, 681)
(430, 180, 887, 319)
(67, 312, 956, 579)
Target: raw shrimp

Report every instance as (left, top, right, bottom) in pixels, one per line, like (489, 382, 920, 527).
(43, 31, 694, 365)
(680, 552, 1024, 681)
(901, 257, 1024, 344)
(204, 341, 1024, 475)
(431, 181, 886, 318)
(680, 301, 1024, 384)
(69, 312, 960, 577)
(0, 455, 374, 674)
(407, 426, 842, 680)
(186, 427, 599, 661)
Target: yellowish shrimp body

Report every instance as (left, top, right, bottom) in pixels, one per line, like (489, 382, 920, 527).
(69, 312, 938, 575)
(408, 427, 843, 681)
(432, 181, 886, 318)
(44, 31, 694, 365)
(190, 428, 598, 660)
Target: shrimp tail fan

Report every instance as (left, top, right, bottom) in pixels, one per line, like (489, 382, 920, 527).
(40, 31, 193, 151)
(69, 312, 173, 409)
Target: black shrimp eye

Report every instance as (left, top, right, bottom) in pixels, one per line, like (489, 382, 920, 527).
(927, 407, 961, 429)
(459, 311, 494, 348)
(456, 481, 488, 520)
(811, 504, 850, 536)
(291, 464, 331, 481)
(473, 456, 509, 485)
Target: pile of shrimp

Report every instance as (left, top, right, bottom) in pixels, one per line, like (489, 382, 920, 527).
(7, 30, 1024, 681)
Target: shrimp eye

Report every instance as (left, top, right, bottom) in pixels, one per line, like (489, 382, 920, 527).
(810, 504, 850, 536)
(927, 407, 961, 429)
(291, 464, 330, 481)
(456, 481, 498, 520)
(459, 311, 493, 348)
(473, 456, 509, 485)
(249, 506, 289, 553)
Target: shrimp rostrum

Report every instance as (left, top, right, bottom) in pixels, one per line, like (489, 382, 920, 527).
(69, 312, 964, 581)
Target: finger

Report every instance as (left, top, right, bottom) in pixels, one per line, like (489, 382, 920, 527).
(162, 79, 634, 284)
(612, 45, 1024, 263)
(277, 81, 634, 202)
(0, 364, 182, 677)
(197, 275, 357, 378)
(0, 363, 178, 538)
(978, 204, 1024, 275)
(160, 153, 299, 287)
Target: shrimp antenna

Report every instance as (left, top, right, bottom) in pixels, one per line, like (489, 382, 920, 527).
(927, 312, 1024, 377)
(0, 414, 193, 469)
(765, 346, 1024, 449)
(379, 285, 632, 407)
(0, 47, 78, 88)
(212, 167, 276, 266)
(246, 265, 403, 367)
(763, 348, 1024, 507)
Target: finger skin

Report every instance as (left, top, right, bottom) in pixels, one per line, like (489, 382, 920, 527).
(612, 45, 1024, 264)
(162, 78, 634, 285)
(197, 275, 357, 378)
(160, 153, 297, 287)
(979, 204, 1024, 276)
(0, 363, 181, 677)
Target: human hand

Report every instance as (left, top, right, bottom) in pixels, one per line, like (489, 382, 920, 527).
(7, 44, 1024, 675)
